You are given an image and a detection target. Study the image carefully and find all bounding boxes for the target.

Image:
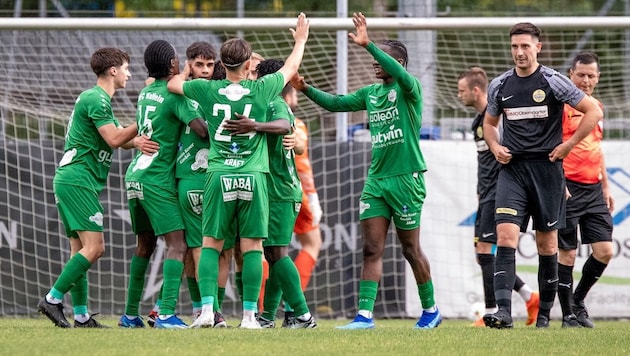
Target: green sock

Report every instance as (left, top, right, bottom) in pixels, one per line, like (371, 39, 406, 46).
(235, 271, 243, 301)
(262, 266, 282, 320)
(275, 256, 308, 316)
(198, 248, 220, 305)
(187, 277, 201, 306)
(418, 280, 436, 309)
(124, 255, 149, 316)
(241, 250, 263, 310)
(160, 259, 184, 315)
(50, 253, 91, 296)
(70, 273, 88, 316)
(217, 287, 226, 310)
(358, 280, 379, 313)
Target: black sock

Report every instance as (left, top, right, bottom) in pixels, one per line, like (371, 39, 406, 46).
(573, 254, 608, 303)
(538, 254, 558, 318)
(494, 247, 516, 315)
(557, 263, 574, 316)
(477, 253, 496, 309)
(513, 274, 525, 292)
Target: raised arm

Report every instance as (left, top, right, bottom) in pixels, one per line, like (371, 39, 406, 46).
(349, 12, 416, 93)
(278, 13, 310, 86)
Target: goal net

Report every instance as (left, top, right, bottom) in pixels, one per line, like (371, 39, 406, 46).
(1, 18, 630, 319)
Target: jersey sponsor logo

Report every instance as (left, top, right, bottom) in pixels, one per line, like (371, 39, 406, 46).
(97, 150, 113, 165)
(58, 148, 77, 167)
(187, 190, 204, 215)
(230, 142, 240, 153)
(218, 83, 251, 102)
(372, 124, 404, 148)
(191, 149, 208, 171)
(132, 151, 159, 172)
(294, 202, 302, 213)
(89, 212, 103, 227)
(504, 106, 548, 121)
(221, 174, 254, 201)
(532, 89, 546, 103)
(501, 95, 514, 101)
(496, 207, 517, 216)
(359, 201, 370, 214)
(223, 158, 244, 168)
(369, 107, 400, 126)
(388, 89, 397, 102)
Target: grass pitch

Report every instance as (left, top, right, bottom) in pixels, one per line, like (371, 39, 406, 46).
(0, 317, 627, 355)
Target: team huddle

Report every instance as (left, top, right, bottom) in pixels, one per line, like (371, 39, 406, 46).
(36, 13, 611, 330)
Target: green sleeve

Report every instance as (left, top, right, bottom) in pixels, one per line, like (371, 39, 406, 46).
(365, 42, 420, 100)
(87, 94, 116, 129)
(260, 72, 286, 104)
(304, 85, 368, 112)
(182, 79, 206, 103)
(173, 95, 202, 125)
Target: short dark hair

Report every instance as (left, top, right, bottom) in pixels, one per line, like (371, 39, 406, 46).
(257, 59, 292, 96)
(571, 51, 600, 72)
(457, 66, 488, 92)
(509, 22, 541, 40)
(381, 40, 408, 68)
(256, 59, 284, 78)
(144, 40, 176, 79)
(220, 38, 252, 71)
(186, 41, 217, 61)
(90, 47, 130, 77)
(212, 60, 226, 80)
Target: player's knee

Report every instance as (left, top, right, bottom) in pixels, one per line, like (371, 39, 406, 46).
(593, 244, 614, 264)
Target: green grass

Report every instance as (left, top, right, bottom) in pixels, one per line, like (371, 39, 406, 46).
(0, 317, 628, 355)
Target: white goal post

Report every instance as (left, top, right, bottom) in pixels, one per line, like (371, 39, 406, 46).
(1, 16, 629, 320)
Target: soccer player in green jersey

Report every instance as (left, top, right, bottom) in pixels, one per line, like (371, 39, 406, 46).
(118, 40, 208, 329)
(168, 12, 310, 329)
(292, 12, 441, 329)
(38, 47, 158, 328)
(225, 59, 317, 329)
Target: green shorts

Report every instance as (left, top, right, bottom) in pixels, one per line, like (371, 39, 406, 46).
(54, 182, 103, 238)
(264, 201, 301, 247)
(202, 172, 268, 244)
(126, 181, 184, 236)
(359, 172, 426, 230)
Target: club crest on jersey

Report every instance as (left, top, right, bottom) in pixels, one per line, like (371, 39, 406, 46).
(388, 89, 397, 102)
(218, 83, 251, 102)
(532, 89, 546, 103)
(476, 126, 483, 139)
(191, 149, 208, 171)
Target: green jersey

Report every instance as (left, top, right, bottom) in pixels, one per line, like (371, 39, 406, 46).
(176, 100, 209, 181)
(266, 96, 302, 202)
(54, 85, 120, 192)
(304, 42, 427, 178)
(126, 80, 200, 191)
(182, 72, 285, 173)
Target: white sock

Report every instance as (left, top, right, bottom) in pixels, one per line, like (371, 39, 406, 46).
(151, 303, 160, 313)
(486, 307, 498, 314)
(518, 285, 533, 302)
(243, 309, 256, 321)
(159, 314, 173, 320)
(358, 310, 373, 319)
(45, 294, 62, 305)
(423, 306, 438, 313)
(74, 313, 90, 323)
(125, 314, 138, 320)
